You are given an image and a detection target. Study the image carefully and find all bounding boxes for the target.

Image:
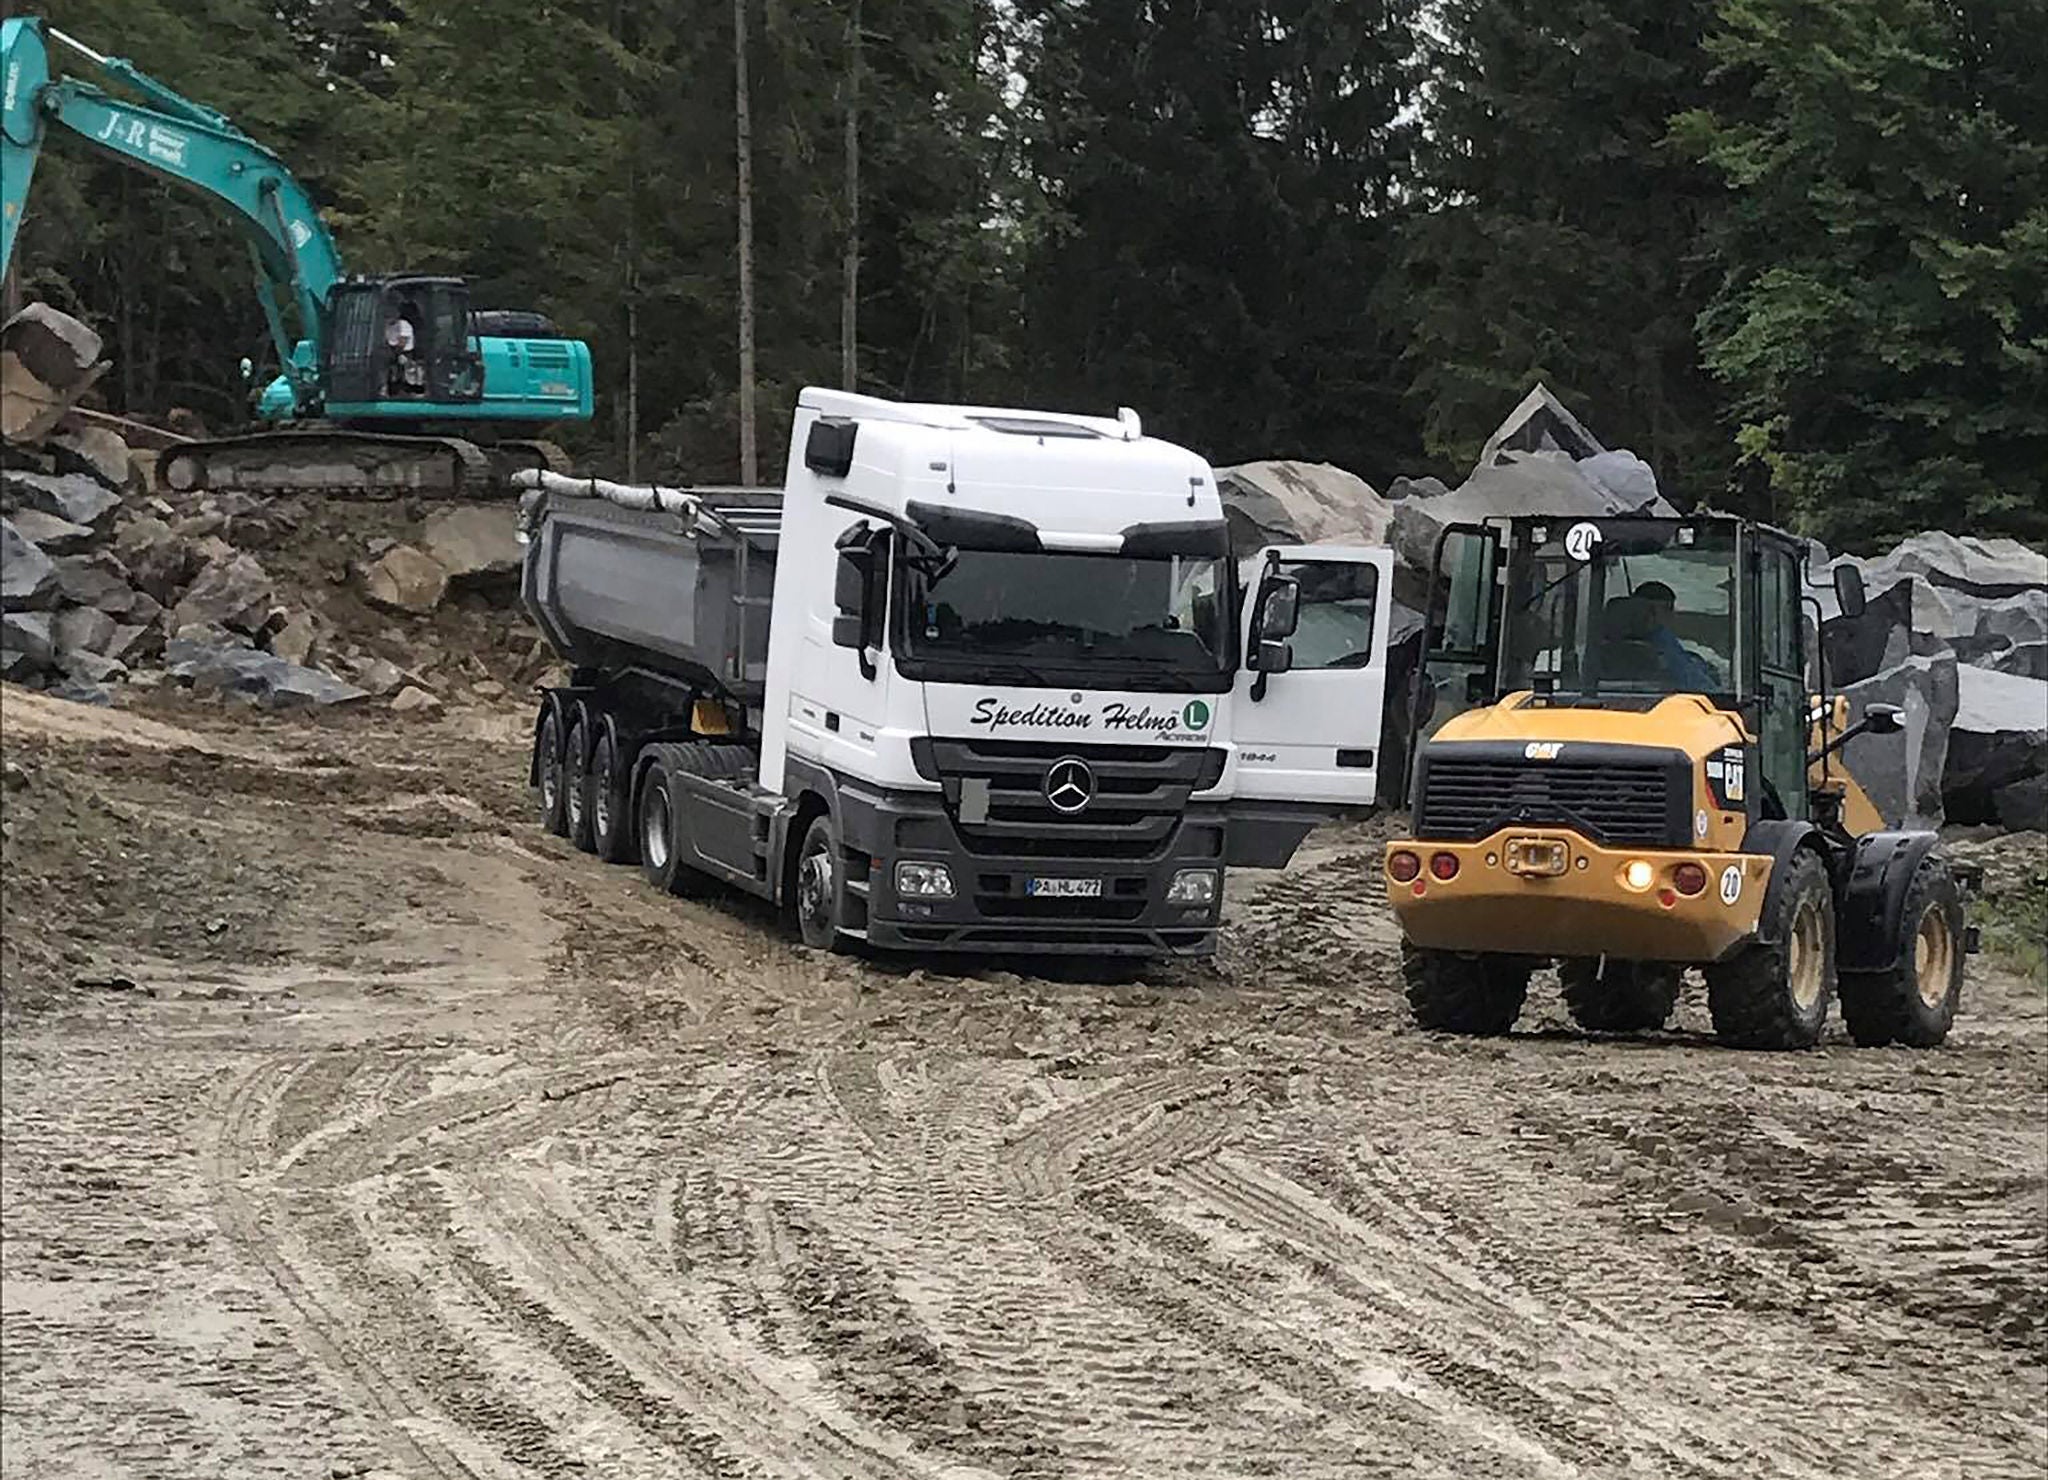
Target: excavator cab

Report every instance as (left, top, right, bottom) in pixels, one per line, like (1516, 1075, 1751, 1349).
(322, 276, 483, 412)
(1386, 512, 1973, 1052)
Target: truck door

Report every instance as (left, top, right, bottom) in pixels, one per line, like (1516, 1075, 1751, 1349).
(1230, 545, 1394, 805)
(1398, 522, 1503, 805)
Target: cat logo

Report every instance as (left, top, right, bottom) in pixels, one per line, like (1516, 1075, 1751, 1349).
(1523, 741, 1565, 761)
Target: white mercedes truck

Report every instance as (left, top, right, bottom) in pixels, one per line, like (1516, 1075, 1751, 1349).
(519, 389, 1392, 955)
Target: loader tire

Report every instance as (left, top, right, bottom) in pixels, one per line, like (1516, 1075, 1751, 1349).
(1838, 858, 1964, 1048)
(534, 705, 568, 837)
(1560, 958, 1680, 1033)
(564, 715, 596, 853)
(588, 729, 637, 865)
(1402, 943, 1531, 1036)
(1706, 848, 1835, 1049)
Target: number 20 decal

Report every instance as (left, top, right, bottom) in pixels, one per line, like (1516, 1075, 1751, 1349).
(1719, 865, 1743, 905)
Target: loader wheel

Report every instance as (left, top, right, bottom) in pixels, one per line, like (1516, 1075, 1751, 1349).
(535, 706, 568, 836)
(588, 730, 637, 865)
(1706, 848, 1835, 1049)
(794, 813, 848, 954)
(563, 716, 595, 853)
(1839, 858, 1965, 1048)
(1402, 942, 1531, 1036)
(1560, 958, 1680, 1033)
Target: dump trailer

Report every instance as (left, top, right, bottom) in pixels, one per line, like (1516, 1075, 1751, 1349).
(521, 389, 1397, 956)
(1387, 512, 1977, 1049)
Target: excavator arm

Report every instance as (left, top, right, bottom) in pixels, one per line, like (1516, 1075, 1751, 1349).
(1, 16, 343, 411)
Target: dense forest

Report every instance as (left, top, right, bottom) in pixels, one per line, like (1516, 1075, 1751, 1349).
(8, 0, 2044, 549)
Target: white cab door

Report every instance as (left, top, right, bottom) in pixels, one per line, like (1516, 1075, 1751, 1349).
(1230, 544, 1394, 805)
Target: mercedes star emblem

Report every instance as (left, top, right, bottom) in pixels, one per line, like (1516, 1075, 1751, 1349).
(1044, 757, 1095, 815)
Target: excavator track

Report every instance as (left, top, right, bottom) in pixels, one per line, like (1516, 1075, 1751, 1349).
(157, 430, 497, 501)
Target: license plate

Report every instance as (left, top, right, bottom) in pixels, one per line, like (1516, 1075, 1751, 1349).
(1505, 835, 1569, 877)
(1026, 876, 1103, 898)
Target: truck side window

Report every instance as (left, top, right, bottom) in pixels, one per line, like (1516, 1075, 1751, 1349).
(1276, 560, 1379, 670)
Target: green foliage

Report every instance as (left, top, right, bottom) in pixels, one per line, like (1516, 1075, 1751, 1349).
(1677, 0, 2048, 550)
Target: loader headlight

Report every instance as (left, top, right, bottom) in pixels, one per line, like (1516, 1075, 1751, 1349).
(894, 861, 956, 899)
(1168, 869, 1218, 905)
(1621, 859, 1655, 892)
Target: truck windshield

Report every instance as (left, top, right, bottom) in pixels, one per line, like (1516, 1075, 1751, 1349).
(1500, 522, 1739, 700)
(901, 548, 1231, 689)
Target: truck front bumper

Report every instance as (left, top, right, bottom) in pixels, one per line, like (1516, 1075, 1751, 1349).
(1386, 830, 1771, 964)
(851, 793, 1229, 957)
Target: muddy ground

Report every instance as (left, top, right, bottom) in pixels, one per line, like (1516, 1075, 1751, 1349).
(2, 685, 2043, 1479)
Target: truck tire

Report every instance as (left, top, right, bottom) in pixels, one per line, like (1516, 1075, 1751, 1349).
(1706, 848, 1835, 1049)
(1560, 958, 1680, 1033)
(588, 729, 637, 865)
(563, 714, 596, 853)
(1838, 857, 1965, 1048)
(637, 748, 702, 897)
(534, 705, 568, 836)
(793, 812, 848, 953)
(1402, 943, 1531, 1035)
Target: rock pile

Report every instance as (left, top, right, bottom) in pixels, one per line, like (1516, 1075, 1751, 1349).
(1216, 382, 2047, 832)
(0, 303, 540, 713)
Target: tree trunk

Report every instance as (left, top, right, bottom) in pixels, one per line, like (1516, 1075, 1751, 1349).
(626, 158, 640, 483)
(734, 0, 758, 486)
(840, 0, 861, 391)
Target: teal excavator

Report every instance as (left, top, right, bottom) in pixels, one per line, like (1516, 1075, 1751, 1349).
(0, 16, 593, 496)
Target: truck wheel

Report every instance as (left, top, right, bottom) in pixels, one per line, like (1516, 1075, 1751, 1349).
(535, 706, 567, 836)
(1560, 958, 1680, 1032)
(588, 729, 637, 865)
(563, 716, 595, 853)
(794, 813, 847, 953)
(637, 751, 699, 896)
(1839, 858, 1965, 1048)
(1402, 943, 1530, 1035)
(1706, 848, 1835, 1049)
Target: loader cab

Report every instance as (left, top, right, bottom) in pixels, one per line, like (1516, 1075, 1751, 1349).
(323, 276, 484, 411)
(1407, 514, 1831, 822)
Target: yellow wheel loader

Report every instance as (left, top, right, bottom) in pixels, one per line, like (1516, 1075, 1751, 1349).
(1387, 514, 1976, 1050)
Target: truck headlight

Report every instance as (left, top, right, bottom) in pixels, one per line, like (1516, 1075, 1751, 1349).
(1168, 869, 1218, 905)
(894, 861, 955, 899)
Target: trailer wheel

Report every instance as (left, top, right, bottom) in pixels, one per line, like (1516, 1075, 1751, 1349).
(1706, 848, 1834, 1049)
(563, 715, 595, 853)
(588, 729, 637, 865)
(1560, 958, 1679, 1033)
(1838, 857, 1965, 1048)
(534, 705, 568, 836)
(794, 812, 848, 953)
(1402, 943, 1531, 1035)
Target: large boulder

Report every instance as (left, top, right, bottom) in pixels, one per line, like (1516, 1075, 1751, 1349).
(1389, 453, 1678, 574)
(49, 424, 135, 492)
(1, 518, 61, 610)
(1, 609, 56, 669)
(171, 550, 276, 636)
(355, 543, 449, 614)
(164, 637, 368, 710)
(419, 505, 524, 586)
(1989, 642, 2048, 681)
(1215, 460, 1395, 555)
(3, 469, 121, 528)
(115, 516, 203, 604)
(1836, 653, 1959, 828)
(1, 303, 104, 390)
(1476, 383, 1605, 468)
(1862, 531, 2047, 598)
(52, 606, 118, 660)
(1942, 663, 2048, 827)
(5, 508, 94, 555)
(51, 552, 143, 616)
(1994, 774, 2048, 832)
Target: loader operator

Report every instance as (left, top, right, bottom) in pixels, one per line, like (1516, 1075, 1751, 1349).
(1631, 579, 1720, 691)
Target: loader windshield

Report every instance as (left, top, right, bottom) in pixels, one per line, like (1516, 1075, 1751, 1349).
(899, 548, 1232, 692)
(1500, 521, 1739, 701)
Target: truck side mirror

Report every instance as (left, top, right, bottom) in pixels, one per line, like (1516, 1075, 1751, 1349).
(806, 417, 858, 477)
(1256, 577, 1300, 641)
(1252, 639, 1294, 675)
(1833, 562, 1867, 620)
(831, 548, 868, 649)
(1864, 702, 1903, 735)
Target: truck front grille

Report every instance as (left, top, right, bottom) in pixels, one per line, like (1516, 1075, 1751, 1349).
(916, 738, 1222, 861)
(1415, 749, 1686, 847)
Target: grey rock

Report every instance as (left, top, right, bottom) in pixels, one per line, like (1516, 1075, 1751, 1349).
(171, 551, 275, 636)
(420, 505, 524, 585)
(1476, 383, 1604, 469)
(1385, 475, 1451, 502)
(1389, 454, 1677, 574)
(50, 424, 134, 491)
(60, 650, 127, 684)
(1, 303, 104, 389)
(46, 677, 113, 707)
(164, 637, 368, 710)
(1957, 662, 2048, 737)
(1863, 531, 2047, 599)
(114, 517, 201, 604)
(1215, 460, 1393, 558)
(1, 609, 55, 668)
(268, 612, 317, 667)
(1, 518, 61, 610)
(353, 656, 406, 696)
(102, 623, 152, 664)
(1575, 450, 1664, 513)
(5, 508, 94, 555)
(3, 469, 122, 528)
(1837, 654, 1959, 828)
(52, 551, 140, 614)
(53, 605, 117, 658)
(1989, 642, 2048, 681)
(1992, 774, 2048, 833)
(391, 684, 441, 713)
(354, 544, 448, 614)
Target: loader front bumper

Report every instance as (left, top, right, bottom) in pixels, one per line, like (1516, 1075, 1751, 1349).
(1386, 830, 1772, 964)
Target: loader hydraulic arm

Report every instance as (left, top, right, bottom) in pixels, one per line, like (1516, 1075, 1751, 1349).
(1, 16, 342, 405)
